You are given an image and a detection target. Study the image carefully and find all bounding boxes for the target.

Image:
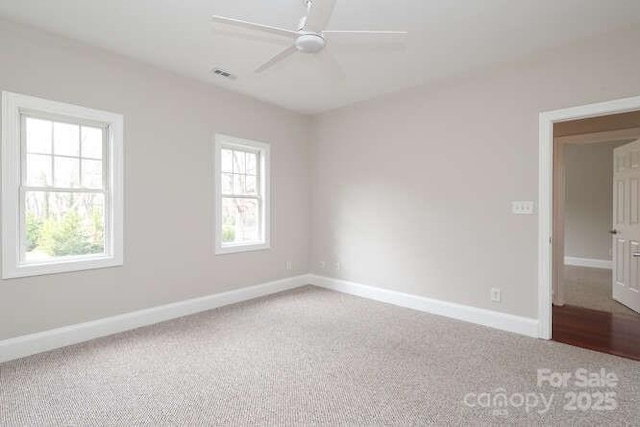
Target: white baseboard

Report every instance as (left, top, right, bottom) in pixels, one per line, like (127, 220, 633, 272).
(564, 257, 612, 269)
(0, 274, 311, 364)
(1, 273, 542, 364)
(309, 275, 540, 338)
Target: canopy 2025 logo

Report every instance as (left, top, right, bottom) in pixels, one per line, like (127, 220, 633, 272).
(462, 368, 618, 416)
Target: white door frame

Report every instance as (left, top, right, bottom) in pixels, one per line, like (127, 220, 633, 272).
(538, 95, 640, 340)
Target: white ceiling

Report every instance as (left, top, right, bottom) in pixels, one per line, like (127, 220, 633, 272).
(0, 0, 639, 114)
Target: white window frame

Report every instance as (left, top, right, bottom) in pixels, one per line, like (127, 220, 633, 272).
(214, 134, 270, 255)
(1, 92, 124, 278)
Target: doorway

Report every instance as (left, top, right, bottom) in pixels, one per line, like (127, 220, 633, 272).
(554, 124, 640, 360)
(539, 96, 640, 360)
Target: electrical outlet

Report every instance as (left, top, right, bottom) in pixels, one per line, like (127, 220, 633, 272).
(319, 261, 326, 269)
(490, 288, 501, 303)
(286, 261, 292, 271)
(335, 261, 341, 271)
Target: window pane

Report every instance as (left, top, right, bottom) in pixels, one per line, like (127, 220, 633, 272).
(221, 197, 259, 244)
(246, 152, 257, 175)
(24, 191, 105, 261)
(53, 122, 80, 157)
(221, 172, 233, 194)
(26, 154, 52, 186)
(81, 126, 103, 159)
(233, 151, 245, 174)
(246, 175, 257, 194)
(221, 149, 233, 173)
(54, 157, 80, 188)
(82, 159, 103, 189)
(233, 174, 245, 195)
(26, 117, 52, 154)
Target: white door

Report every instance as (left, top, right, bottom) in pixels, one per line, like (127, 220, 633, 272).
(612, 139, 640, 314)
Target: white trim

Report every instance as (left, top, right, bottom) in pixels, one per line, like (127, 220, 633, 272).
(309, 275, 540, 338)
(213, 134, 271, 255)
(0, 274, 310, 363)
(539, 111, 554, 339)
(0, 273, 547, 363)
(1, 91, 124, 278)
(539, 94, 640, 340)
(215, 242, 270, 255)
(564, 257, 612, 269)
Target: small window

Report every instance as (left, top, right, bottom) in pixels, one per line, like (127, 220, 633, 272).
(214, 134, 270, 254)
(1, 92, 124, 278)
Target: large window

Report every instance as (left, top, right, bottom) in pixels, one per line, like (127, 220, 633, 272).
(1, 92, 123, 278)
(214, 134, 270, 254)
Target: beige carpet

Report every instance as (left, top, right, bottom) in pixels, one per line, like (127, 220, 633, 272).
(1, 285, 639, 425)
(564, 265, 639, 316)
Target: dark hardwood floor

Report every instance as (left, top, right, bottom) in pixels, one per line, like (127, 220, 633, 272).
(553, 304, 640, 361)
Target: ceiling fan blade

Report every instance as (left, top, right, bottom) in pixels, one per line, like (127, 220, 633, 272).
(256, 46, 298, 73)
(323, 31, 408, 51)
(323, 30, 408, 40)
(212, 15, 297, 39)
(304, 0, 337, 31)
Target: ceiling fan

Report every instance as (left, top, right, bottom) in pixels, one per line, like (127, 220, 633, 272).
(211, 0, 408, 75)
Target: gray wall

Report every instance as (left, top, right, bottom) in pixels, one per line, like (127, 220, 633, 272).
(564, 141, 626, 261)
(310, 27, 640, 319)
(0, 20, 311, 340)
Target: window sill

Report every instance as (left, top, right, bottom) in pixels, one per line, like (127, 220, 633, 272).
(3, 255, 123, 279)
(215, 242, 270, 255)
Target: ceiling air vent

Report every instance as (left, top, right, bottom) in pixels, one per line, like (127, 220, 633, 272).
(211, 68, 236, 80)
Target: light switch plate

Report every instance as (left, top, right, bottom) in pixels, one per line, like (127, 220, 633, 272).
(512, 201, 535, 215)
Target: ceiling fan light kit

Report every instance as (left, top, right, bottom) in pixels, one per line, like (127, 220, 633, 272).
(211, 0, 408, 75)
(295, 32, 326, 53)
